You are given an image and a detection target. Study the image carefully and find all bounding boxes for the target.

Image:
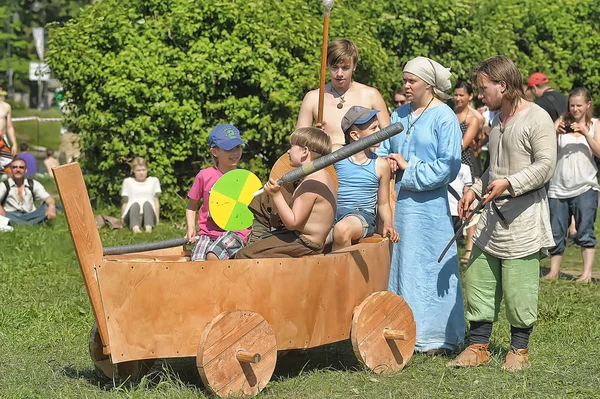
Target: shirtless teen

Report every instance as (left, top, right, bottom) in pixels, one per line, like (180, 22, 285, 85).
(235, 127, 337, 258)
(0, 89, 18, 173)
(296, 39, 390, 146)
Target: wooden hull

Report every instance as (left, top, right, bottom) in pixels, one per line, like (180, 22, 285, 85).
(53, 162, 393, 366)
(98, 239, 391, 363)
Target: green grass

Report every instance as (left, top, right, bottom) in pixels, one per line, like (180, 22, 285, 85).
(12, 108, 63, 151)
(1, 197, 600, 398)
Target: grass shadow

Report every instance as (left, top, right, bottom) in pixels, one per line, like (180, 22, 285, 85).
(272, 340, 360, 381)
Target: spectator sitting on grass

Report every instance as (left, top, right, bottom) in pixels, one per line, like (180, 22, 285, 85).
(44, 149, 60, 177)
(0, 157, 56, 225)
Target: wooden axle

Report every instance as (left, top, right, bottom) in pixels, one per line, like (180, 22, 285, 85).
(236, 350, 261, 364)
(383, 328, 407, 341)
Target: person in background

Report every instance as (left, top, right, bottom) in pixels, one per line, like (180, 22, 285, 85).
(0, 157, 56, 225)
(18, 143, 36, 176)
(43, 149, 60, 177)
(389, 88, 408, 113)
(0, 87, 17, 175)
(545, 87, 600, 283)
(121, 157, 161, 233)
(527, 72, 567, 122)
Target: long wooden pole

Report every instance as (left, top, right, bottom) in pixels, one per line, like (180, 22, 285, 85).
(317, 0, 334, 125)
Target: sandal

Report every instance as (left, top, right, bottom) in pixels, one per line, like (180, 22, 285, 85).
(460, 249, 472, 264)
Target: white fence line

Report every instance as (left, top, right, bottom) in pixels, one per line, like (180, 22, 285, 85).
(12, 116, 62, 122)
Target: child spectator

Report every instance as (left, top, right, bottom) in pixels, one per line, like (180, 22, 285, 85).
(185, 124, 250, 260)
(331, 106, 399, 250)
(121, 157, 161, 233)
(43, 149, 60, 177)
(235, 127, 336, 258)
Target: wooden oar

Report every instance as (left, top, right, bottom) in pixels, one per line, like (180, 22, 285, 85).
(103, 237, 188, 256)
(210, 122, 405, 230)
(317, 0, 334, 125)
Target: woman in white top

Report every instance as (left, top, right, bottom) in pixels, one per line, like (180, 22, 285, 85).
(546, 87, 600, 282)
(121, 157, 161, 233)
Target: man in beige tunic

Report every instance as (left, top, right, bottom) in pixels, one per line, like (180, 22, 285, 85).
(0, 88, 18, 173)
(447, 56, 556, 371)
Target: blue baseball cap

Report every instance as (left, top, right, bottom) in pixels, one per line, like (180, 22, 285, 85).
(341, 106, 380, 134)
(208, 124, 246, 150)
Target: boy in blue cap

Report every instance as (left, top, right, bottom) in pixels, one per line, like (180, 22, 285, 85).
(185, 124, 250, 261)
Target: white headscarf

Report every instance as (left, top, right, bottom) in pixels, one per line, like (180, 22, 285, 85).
(403, 56, 452, 100)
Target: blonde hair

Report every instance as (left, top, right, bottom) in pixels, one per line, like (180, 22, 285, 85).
(290, 127, 332, 160)
(472, 55, 528, 112)
(327, 39, 358, 67)
(130, 157, 147, 173)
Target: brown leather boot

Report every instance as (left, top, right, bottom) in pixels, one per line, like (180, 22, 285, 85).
(502, 347, 530, 371)
(446, 344, 491, 368)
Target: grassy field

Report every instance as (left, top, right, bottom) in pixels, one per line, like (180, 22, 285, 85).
(12, 108, 63, 151)
(1, 177, 600, 398)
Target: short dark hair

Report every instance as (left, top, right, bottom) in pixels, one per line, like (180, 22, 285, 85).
(20, 143, 29, 151)
(454, 80, 473, 95)
(11, 157, 27, 167)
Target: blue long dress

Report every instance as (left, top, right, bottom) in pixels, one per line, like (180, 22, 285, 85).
(377, 103, 465, 352)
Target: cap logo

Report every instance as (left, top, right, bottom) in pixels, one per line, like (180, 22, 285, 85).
(224, 128, 237, 139)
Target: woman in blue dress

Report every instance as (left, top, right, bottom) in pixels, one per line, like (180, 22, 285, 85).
(377, 56, 465, 353)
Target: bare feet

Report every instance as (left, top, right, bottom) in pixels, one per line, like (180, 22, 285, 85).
(145, 225, 153, 233)
(132, 226, 142, 234)
(542, 273, 558, 280)
(576, 275, 592, 283)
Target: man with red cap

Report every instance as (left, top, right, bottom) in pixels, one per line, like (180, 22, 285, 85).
(527, 72, 567, 122)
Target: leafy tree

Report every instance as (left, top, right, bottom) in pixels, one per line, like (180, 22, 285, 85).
(47, 0, 394, 218)
(47, 0, 600, 219)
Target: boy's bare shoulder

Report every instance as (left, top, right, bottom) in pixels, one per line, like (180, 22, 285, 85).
(298, 170, 336, 194)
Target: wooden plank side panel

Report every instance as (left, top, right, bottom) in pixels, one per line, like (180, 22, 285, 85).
(53, 164, 110, 350)
(96, 239, 391, 363)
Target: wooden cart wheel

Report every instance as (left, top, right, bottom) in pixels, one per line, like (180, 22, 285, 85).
(88, 323, 155, 379)
(197, 310, 277, 397)
(351, 291, 416, 374)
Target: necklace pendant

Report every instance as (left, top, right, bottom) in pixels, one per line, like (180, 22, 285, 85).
(337, 102, 343, 109)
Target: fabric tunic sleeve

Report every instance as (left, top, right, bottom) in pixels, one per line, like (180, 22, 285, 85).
(400, 113, 462, 191)
(505, 113, 557, 196)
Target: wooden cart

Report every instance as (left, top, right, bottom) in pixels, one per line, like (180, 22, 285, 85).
(54, 162, 415, 397)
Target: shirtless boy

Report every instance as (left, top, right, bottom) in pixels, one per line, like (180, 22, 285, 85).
(0, 88, 18, 173)
(235, 127, 336, 258)
(296, 39, 390, 146)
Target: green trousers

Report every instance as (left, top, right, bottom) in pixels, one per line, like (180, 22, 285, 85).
(464, 245, 540, 328)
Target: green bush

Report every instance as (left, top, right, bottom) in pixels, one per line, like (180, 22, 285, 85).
(47, 0, 600, 219)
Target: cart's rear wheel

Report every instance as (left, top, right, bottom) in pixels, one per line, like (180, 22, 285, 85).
(89, 323, 155, 379)
(197, 309, 277, 397)
(351, 291, 416, 373)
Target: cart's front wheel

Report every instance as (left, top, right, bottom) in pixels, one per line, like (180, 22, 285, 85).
(197, 309, 277, 397)
(351, 291, 416, 374)
(88, 323, 155, 380)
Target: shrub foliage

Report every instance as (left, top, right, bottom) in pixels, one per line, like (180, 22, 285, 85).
(47, 0, 600, 218)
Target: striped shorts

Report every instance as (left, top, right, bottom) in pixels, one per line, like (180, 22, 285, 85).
(191, 231, 245, 261)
